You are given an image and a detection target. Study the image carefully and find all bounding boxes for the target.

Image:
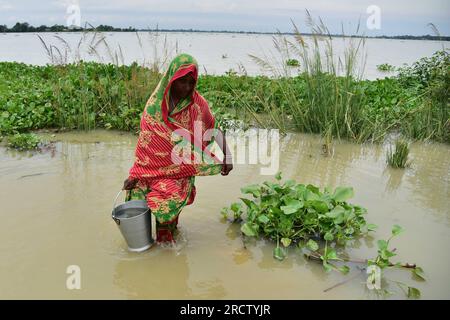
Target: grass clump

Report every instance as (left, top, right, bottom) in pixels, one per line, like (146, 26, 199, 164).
(387, 139, 410, 168)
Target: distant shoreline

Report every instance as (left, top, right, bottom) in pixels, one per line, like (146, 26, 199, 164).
(1, 23, 449, 41)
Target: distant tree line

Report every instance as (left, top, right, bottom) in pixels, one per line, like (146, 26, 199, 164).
(1, 22, 449, 41)
(0, 22, 137, 33)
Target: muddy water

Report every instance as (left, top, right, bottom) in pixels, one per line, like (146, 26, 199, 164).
(0, 130, 449, 299)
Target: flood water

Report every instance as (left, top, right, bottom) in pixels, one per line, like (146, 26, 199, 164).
(1, 32, 448, 79)
(0, 130, 449, 299)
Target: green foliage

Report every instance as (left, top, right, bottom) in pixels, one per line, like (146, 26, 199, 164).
(7, 133, 41, 150)
(377, 63, 396, 72)
(0, 49, 448, 143)
(221, 172, 373, 263)
(367, 225, 424, 299)
(222, 174, 426, 298)
(387, 139, 410, 168)
(285, 59, 300, 67)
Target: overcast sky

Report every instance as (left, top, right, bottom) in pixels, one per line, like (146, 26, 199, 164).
(1, 0, 449, 36)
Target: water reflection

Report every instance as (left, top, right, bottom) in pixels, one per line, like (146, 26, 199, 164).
(383, 167, 405, 193)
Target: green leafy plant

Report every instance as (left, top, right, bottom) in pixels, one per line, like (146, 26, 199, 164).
(222, 173, 425, 298)
(366, 225, 424, 298)
(221, 172, 374, 263)
(7, 133, 42, 150)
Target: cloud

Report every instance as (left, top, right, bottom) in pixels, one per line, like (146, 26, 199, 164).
(0, 0, 13, 10)
(0, 0, 449, 35)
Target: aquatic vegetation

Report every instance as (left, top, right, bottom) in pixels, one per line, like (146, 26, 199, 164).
(0, 54, 448, 144)
(285, 58, 300, 67)
(221, 172, 374, 261)
(7, 133, 42, 150)
(222, 173, 425, 298)
(377, 63, 396, 72)
(387, 139, 410, 168)
(397, 50, 450, 143)
(366, 225, 424, 298)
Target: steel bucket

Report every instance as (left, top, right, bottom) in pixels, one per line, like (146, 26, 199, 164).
(112, 190, 154, 252)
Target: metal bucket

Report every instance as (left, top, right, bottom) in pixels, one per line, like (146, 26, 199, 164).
(112, 190, 154, 252)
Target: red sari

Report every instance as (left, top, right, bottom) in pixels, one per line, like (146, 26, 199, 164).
(126, 54, 223, 242)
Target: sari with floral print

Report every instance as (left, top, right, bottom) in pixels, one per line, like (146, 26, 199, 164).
(126, 53, 223, 242)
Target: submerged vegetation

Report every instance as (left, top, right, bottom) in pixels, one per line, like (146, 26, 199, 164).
(221, 173, 425, 298)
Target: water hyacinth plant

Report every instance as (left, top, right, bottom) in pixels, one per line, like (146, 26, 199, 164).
(221, 173, 425, 298)
(221, 172, 374, 262)
(7, 133, 42, 150)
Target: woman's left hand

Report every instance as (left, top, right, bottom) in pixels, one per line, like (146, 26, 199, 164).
(221, 160, 233, 176)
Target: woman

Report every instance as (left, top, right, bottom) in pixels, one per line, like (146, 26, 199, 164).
(122, 53, 233, 243)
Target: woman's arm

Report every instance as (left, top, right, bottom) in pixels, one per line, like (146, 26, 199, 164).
(123, 177, 138, 190)
(212, 128, 233, 176)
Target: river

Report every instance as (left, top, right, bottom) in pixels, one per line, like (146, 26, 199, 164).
(0, 130, 448, 299)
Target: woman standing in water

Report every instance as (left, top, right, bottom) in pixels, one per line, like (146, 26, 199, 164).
(122, 53, 233, 243)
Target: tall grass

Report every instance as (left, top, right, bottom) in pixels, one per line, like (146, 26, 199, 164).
(387, 139, 410, 168)
(247, 12, 371, 141)
(37, 29, 177, 131)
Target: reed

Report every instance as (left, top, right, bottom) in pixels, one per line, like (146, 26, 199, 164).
(387, 139, 410, 168)
(247, 11, 371, 142)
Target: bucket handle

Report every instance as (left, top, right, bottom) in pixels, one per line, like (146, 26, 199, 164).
(112, 189, 125, 225)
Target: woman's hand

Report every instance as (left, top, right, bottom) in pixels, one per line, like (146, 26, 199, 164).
(122, 177, 139, 190)
(221, 156, 233, 176)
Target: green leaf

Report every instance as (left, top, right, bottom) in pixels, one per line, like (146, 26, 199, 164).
(412, 267, 426, 281)
(275, 171, 282, 180)
(273, 247, 286, 261)
(257, 214, 270, 224)
(230, 202, 242, 213)
(241, 223, 257, 237)
(333, 187, 354, 202)
(220, 207, 228, 217)
(311, 200, 329, 213)
(407, 287, 421, 299)
(306, 239, 319, 252)
(326, 205, 345, 219)
(324, 232, 334, 241)
(280, 199, 303, 215)
(326, 248, 339, 260)
(322, 261, 333, 272)
(338, 265, 350, 274)
(306, 184, 320, 194)
(392, 224, 404, 236)
(240, 198, 257, 210)
(377, 239, 388, 250)
(305, 189, 320, 201)
(367, 223, 378, 231)
(344, 226, 354, 235)
(380, 249, 396, 260)
(240, 184, 261, 198)
(281, 237, 291, 247)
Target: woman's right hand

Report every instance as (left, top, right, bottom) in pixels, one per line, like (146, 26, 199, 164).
(122, 177, 139, 190)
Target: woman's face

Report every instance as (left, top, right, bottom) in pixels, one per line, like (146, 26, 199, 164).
(171, 73, 196, 99)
